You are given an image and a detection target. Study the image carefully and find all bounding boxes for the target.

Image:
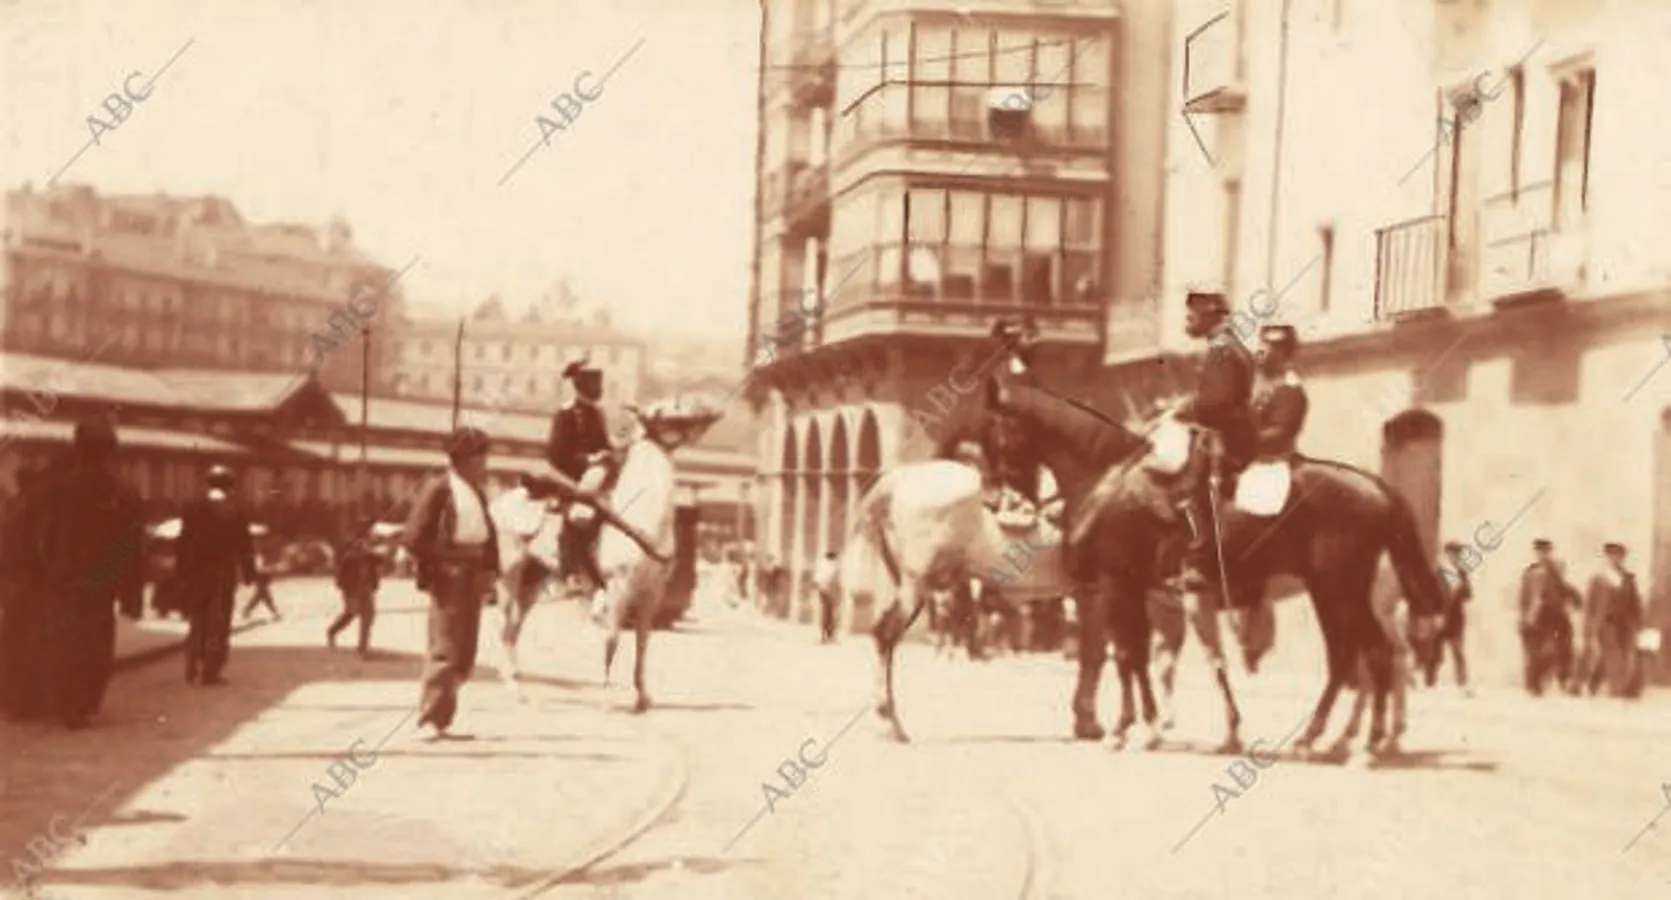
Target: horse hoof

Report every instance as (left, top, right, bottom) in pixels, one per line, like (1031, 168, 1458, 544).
(633, 696, 651, 714)
(1215, 736, 1244, 756)
(1074, 721, 1106, 742)
(1343, 750, 1375, 771)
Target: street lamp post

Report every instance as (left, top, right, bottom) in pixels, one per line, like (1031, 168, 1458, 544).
(358, 323, 371, 525)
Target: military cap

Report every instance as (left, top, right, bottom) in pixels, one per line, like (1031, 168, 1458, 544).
(1603, 542, 1627, 556)
(1185, 291, 1229, 315)
(445, 426, 491, 462)
(562, 359, 600, 380)
(1532, 538, 1553, 551)
(1259, 324, 1299, 347)
(72, 416, 117, 454)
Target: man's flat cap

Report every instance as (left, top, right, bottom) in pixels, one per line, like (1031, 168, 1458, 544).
(562, 359, 600, 380)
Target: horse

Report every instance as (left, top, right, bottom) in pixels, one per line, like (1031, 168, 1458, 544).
(597, 403, 709, 713)
(992, 370, 1446, 762)
(489, 478, 566, 698)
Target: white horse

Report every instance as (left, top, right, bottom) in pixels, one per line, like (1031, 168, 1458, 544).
(490, 480, 566, 696)
(597, 401, 713, 713)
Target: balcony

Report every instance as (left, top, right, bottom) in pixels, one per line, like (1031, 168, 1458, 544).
(790, 35, 835, 110)
(1373, 214, 1447, 321)
(1478, 181, 1564, 305)
(1182, 10, 1245, 114)
(760, 161, 808, 221)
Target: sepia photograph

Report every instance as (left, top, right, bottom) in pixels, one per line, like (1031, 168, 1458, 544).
(1, 0, 1669, 897)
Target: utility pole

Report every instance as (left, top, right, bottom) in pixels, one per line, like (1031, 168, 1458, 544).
(451, 318, 465, 430)
(358, 323, 371, 525)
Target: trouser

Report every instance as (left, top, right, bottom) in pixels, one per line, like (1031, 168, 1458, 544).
(1423, 614, 1469, 687)
(1520, 608, 1572, 694)
(328, 589, 377, 651)
(418, 561, 489, 731)
(818, 588, 838, 641)
(49, 601, 117, 724)
(1586, 627, 1635, 696)
(559, 519, 604, 591)
(1181, 448, 1246, 593)
(186, 579, 237, 681)
(242, 579, 278, 618)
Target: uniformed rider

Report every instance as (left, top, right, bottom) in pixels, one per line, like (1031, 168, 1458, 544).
(1171, 292, 1258, 596)
(1250, 324, 1309, 460)
(545, 359, 614, 595)
(985, 316, 1051, 526)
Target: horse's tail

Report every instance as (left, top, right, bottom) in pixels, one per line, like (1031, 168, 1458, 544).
(1382, 486, 1445, 620)
(840, 471, 901, 611)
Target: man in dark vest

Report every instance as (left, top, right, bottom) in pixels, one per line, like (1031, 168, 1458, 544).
(546, 359, 614, 597)
(1250, 325, 1309, 460)
(25, 418, 146, 727)
(1518, 538, 1579, 695)
(1172, 292, 1258, 601)
(178, 464, 256, 686)
(1581, 541, 1644, 696)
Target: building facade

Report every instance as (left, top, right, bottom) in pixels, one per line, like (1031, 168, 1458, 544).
(1154, 0, 1671, 686)
(745, 0, 1169, 623)
(0, 184, 399, 396)
(382, 280, 645, 420)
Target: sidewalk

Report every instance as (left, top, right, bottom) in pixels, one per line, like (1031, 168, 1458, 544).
(112, 615, 269, 672)
(6, 580, 689, 900)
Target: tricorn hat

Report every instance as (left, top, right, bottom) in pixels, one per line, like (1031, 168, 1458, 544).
(1185, 291, 1229, 316)
(562, 359, 600, 381)
(445, 425, 491, 462)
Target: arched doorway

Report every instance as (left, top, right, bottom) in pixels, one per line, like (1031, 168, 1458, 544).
(1381, 410, 1445, 560)
(1650, 407, 1671, 684)
(778, 424, 798, 573)
(826, 416, 850, 560)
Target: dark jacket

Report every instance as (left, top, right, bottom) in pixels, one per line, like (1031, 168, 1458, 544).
(402, 470, 501, 592)
(335, 541, 383, 595)
(1176, 331, 1257, 461)
(545, 400, 612, 482)
(1518, 560, 1578, 626)
(25, 456, 146, 615)
(1585, 570, 1643, 637)
(177, 493, 256, 588)
(1251, 371, 1309, 458)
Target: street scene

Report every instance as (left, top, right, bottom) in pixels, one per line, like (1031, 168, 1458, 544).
(5, 0, 1671, 897)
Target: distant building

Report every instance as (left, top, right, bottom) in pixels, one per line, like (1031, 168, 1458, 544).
(382, 280, 646, 420)
(0, 183, 400, 395)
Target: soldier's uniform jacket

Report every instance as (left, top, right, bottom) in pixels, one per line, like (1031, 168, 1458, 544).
(1251, 369, 1309, 458)
(545, 399, 612, 483)
(1175, 329, 1258, 462)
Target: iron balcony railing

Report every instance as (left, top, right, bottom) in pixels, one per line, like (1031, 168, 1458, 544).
(1373, 214, 1447, 320)
(1477, 180, 1555, 296)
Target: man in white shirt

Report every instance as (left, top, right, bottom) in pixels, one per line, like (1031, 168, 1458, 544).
(813, 552, 841, 643)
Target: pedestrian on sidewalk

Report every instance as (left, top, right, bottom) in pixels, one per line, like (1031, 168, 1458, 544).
(1582, 542, 1644, 697)
(19, 419, 146, 728)
(329, 517, 382, 656)
(1518, 538, 1579, 697)
(240, 554, 281, 621)
(178, 465, 256, 687)
(404, 427, 502, 741)
(813, 551, 841, 643)
(1425, 541, 1472, 695)
(0, 457, 50, 722)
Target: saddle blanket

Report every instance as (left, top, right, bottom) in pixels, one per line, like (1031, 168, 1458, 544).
(1234, 461, 1292, 517)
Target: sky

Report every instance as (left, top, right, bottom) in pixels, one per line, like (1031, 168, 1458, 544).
(0, 0, 763, 340)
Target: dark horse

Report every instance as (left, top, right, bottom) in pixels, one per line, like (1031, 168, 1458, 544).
(989, 371, 1447, 760)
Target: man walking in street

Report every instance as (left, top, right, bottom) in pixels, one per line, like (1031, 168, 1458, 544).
(329, 517, 382, 657)
(1518, 538, 1579, 696)
(813, 551, 841, 643)
(405, 427, 501, 741)
(1582, 541, 1644, 697)
(179, 464, 257, 687)
(1428, 541, 1473, 695)
(22, 419, 146, 728)
(240, 550, 281, 621)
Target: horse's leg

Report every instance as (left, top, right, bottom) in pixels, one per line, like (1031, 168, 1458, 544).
(882, 580, 923, 743)
(1151, 610, 1180, 732)
(1334, 658, 1368, 756)
(1294, 600, 1351, 757)
(601, 579, 622, 686)
(1111, 574, 1162, 751)
(1187, 586, 1243, 753)
(1071, 582, 1110, 741)
(632, 588, 653, 714)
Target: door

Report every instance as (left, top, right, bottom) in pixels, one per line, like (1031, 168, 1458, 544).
(1381, 411, 1444, 560)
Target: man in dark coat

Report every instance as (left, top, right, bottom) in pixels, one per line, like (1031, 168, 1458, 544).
(0, 457, 53, 722)
(178, 464, 256, 686)
(1172, 292, 1258, 597)
(24, 419, 146, 727)
(1426, 541, 1473, 692)
(1581, 542, 1644, 696)
(1518, 538, 1579, 696)
(1250, 325, 1309, 460)
(546, 359, 614, 595)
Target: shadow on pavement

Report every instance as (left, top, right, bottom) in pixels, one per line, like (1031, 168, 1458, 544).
(35, 858, 561, 892)
(579, 854, 755, 892)
(0, 643, 423, 864)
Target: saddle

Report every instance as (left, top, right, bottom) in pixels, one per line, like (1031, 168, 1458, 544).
(1233, 459, 1294, 517)
(564, 459, 615, 525)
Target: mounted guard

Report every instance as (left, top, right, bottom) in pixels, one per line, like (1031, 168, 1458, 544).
(982, 315, 1060, 530)
(546, 358, 615, 599)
